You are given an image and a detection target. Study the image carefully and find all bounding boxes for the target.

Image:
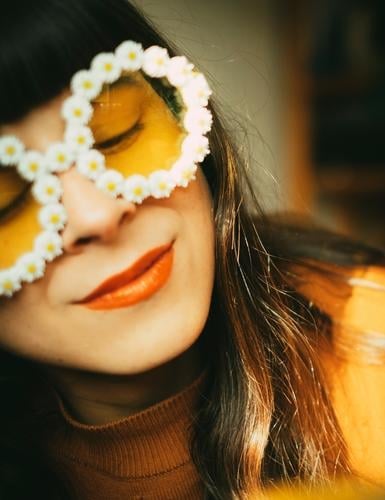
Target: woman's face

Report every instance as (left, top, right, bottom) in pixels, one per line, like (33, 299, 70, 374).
(0, 77, 215, 375)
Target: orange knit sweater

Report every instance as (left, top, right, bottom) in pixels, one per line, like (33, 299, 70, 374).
(22, 372, 206, 499)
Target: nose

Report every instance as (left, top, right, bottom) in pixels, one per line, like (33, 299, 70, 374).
(60, 168, 136, 253)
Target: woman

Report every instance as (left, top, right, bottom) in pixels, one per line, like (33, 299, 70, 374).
(0, 0, 384, 499)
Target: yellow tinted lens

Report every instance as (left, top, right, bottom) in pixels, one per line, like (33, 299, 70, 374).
(90, 71, 185, 177)
(0, 169, 40, 270)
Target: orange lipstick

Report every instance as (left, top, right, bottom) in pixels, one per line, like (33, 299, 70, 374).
(76, 242, 174, 310)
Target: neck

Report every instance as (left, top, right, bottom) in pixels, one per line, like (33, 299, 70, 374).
(37, 341, 205, 425)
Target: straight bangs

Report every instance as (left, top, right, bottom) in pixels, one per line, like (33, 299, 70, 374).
(0, 0, 169, 123)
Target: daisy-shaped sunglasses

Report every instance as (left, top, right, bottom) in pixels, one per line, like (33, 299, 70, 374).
(0, 40, 213, 297)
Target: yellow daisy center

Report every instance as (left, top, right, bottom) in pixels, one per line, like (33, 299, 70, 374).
(5, 145, 16, 156)
(104, 63, 113, 72)
(4, 281, 13, 290)
(57, 153, 66, 163)
(134, 186, 143, 195)
(83, 80, 93, 89)
(89, 161, 98, 170)
(46, 187, 54, 195)
(50, 214, 60, 224)
(29, 162, 38, 172)
(74, 108, 83, 117)
(46, 243, 55, 252)
(107, 182, 116, 191)
(129, 52, 137, 60)
(27, 264, 37, 273)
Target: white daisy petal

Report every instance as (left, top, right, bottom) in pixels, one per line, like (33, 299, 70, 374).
(77, 149, 106, 180)
(181, 73, 212, 107)
(32, 174, 63, 205)
(183, 107, 213, 135)
(34, 231, 63, 262)
(181, 134, 210, 164)
(0, 269, 22, 297)
(167, 56, 194, 88)
(61, 95, 93, 125)
(122, 174, 150, 203)
(45, 143, 74, 173)
(38, 203, 67, 231)
(0, 136, 25, 166)
(115, 41, 144, 72)
(148, 170, 175, 199)
(95, 169, 124, 197)
(142, 46, 170, 78)
(65, 125, 94, 153)
(70, 70, 103, 100)
(17, 151, 47, 182)
(16, 252, 46, 283)
(171, 159, 198, 188)
(91, 53, 122, 84)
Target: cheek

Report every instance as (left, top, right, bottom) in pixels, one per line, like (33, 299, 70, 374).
(0, 253, 61, 361)
(182, 169, 214, 241)
(174, 169, 215, 293)
(0, 296, 36, 358)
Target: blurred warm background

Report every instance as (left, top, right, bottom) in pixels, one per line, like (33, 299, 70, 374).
(135, 0, 385, 250)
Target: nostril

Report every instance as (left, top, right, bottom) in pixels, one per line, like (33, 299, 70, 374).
(62, 197, 137, 252)
(76, 235, 97, 246)
(119, 211, 131, 226)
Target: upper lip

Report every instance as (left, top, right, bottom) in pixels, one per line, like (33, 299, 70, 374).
(75, 241, 174, 304)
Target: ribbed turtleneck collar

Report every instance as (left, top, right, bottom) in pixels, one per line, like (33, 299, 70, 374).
(23, 370, 207, 499)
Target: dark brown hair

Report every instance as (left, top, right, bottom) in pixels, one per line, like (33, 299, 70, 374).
(1, 1, 384, 499)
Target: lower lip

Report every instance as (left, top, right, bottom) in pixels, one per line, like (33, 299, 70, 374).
(79, 246, 174, 311)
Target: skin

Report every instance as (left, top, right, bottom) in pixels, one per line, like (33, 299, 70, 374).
(0, 78, 215, 425)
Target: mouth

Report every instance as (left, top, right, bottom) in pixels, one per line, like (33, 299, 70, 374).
(74, 241, 175, 310)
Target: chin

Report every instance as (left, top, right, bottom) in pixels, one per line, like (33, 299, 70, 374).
(59, 296, 209, 375)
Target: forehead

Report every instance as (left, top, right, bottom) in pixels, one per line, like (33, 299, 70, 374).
(0, 91, 69, 146)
